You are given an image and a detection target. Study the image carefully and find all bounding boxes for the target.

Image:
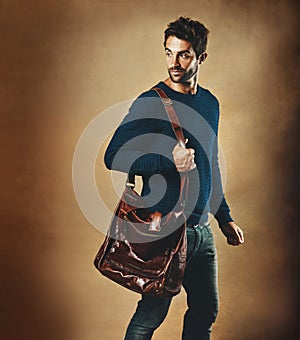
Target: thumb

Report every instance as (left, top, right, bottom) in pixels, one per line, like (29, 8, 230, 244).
(237, 228, 244, 243)
(178, 138, 187, 148)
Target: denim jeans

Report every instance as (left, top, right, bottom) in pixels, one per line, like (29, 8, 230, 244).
(124, 224, 219, 340)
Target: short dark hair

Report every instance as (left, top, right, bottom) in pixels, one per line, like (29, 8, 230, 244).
(164, 17, 209, 58)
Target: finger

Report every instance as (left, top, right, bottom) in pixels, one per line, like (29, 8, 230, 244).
(237, 228, 244, 244)
(227, 238, 235, 246)
(176, 142, 184, 150)
(177, 160, 196, 172)
(228, 238, 239, 246)
(176, 162, 186, 169)
(189, 162, 197, 170)
(172, 143, 180, 153)
(179, 140, 186, 148)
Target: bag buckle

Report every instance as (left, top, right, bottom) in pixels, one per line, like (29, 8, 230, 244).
(162, 98, 173, 105)
(149, 211, 162, 232)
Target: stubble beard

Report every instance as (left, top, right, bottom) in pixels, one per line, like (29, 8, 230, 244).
(168, 65, 198, 84)
(168, 69, 186, 83)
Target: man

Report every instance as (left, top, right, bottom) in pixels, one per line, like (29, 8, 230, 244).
(104, 17, 244, 340)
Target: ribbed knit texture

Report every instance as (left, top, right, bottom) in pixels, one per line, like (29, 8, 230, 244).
(104, 82, 233, 227)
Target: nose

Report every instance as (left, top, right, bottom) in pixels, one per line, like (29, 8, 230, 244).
(171, 54, 180, 68)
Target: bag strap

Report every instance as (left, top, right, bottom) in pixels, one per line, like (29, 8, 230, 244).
(152, 87, 189, 209)
(127, 87, 188, 201)
(152, 87, 186, 148)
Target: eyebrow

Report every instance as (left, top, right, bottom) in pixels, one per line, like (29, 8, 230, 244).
(165, 47, 192, 54)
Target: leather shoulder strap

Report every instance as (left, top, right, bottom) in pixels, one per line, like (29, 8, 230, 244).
(152, 87, 186, 148)
(127, 87, 187, 189)
(152, 87, 188, 203)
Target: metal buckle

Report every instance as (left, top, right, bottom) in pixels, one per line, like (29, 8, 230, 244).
(162, 98, 173, 105)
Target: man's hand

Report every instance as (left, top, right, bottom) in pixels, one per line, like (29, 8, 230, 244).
(220, 222, 244, 246)
(172, 142, 196, 172)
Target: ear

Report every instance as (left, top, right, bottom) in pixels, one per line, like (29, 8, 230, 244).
(199, 52, 208, 64)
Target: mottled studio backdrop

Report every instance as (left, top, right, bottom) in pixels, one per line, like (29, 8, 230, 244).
(1, 1, 299, 339)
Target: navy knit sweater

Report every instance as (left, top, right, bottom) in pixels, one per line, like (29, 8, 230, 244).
(104, 81, 233, 227)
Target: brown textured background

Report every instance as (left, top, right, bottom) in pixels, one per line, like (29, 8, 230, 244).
(1, 1, 299, 339)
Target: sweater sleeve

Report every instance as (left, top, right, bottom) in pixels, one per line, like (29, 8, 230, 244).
(104, 94, 177, 176)
(211, 141, 234, 226)
(210, 101, 234, 227)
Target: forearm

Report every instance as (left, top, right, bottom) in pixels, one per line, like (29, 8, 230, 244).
(104, 118, 177, 176)
(214, 196, 233, 226)
(210, 136, 233, 226)
(105, 147, 176, 176)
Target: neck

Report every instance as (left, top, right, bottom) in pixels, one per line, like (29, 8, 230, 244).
(164, 76, 198, 95)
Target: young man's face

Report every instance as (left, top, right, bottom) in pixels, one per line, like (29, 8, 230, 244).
(165, 36, 201, 84)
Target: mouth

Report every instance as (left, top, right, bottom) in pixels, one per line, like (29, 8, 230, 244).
(170, 69, 184, 76)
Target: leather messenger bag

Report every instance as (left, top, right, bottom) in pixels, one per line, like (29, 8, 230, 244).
(94, 88, 189, 297)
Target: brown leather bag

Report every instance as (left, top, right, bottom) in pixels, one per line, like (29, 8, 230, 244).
(94, 88, 188, 297)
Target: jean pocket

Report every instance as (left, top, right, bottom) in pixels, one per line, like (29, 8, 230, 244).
(186, 230, 197, 262)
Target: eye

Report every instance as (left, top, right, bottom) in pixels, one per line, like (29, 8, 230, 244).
(180, 53, 190, 59)
(165, 51, 172, 57)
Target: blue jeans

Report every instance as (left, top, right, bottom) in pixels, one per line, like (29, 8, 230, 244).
(124, 224, 219, 340)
